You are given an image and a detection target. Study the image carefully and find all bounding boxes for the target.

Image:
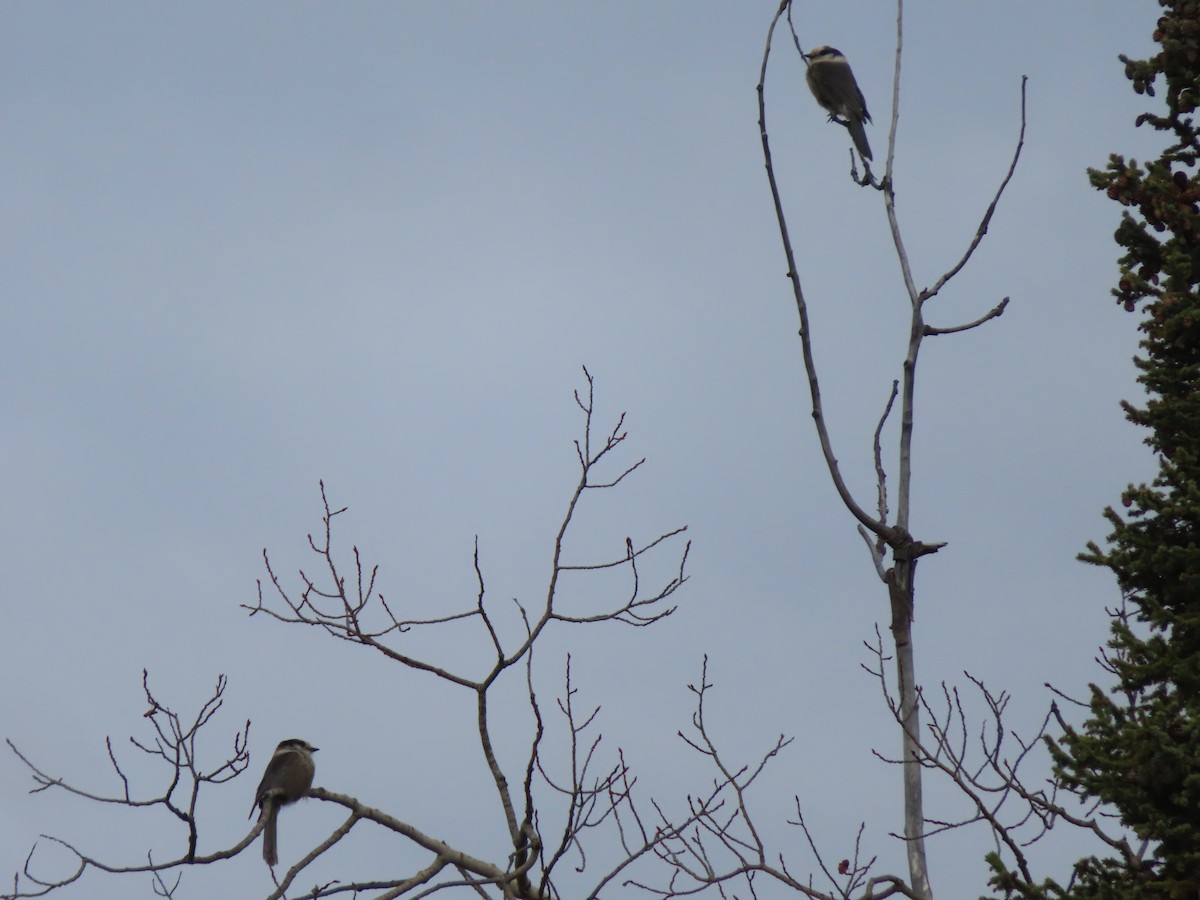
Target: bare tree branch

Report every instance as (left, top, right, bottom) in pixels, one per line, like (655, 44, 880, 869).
(6, 370, 695, 900)
(756, 1, 898, 546)
(919, 79, 1028, 307)
(626, 659, 921, 900)
(859, 630, 1139, 892)
(4, 675, 252, 899)
(924, 298, 1010, 336)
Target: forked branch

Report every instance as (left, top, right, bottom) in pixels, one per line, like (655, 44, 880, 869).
(757, 3, 1026, 898)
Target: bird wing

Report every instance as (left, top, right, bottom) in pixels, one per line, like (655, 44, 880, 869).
(250, 751, 294, 816)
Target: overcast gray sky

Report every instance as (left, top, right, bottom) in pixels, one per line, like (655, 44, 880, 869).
(2, 2, 1162, 897)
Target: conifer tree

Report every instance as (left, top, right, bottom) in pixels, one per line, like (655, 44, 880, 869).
(1014, 4, 1200, 897)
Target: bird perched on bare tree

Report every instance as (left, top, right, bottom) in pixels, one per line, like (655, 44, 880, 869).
(804, 45, 873, 161)
(250, 738, 318, 867)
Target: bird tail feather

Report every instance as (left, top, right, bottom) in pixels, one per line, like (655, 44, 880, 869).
(262, 803, 279, 867)
(848, 120, 872, 161)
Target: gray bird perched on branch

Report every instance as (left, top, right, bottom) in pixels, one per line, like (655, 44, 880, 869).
(804, 45, 873, 161)
(250, 738, 318, 867)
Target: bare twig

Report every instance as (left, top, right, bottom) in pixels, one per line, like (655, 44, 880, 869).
(924, 298, 1010, 336)
(860, 633, 1137, 890)
(3, 676, 252, 900)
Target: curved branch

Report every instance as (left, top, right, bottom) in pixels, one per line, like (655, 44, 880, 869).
(920, 78, 1028, 306)
(756, 0, 896, 544)
(924, 297, 1010, 336)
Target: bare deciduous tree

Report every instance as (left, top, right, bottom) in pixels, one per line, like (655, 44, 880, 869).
(628, 2, 1026, 898)
(3, 369, 720, 900)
